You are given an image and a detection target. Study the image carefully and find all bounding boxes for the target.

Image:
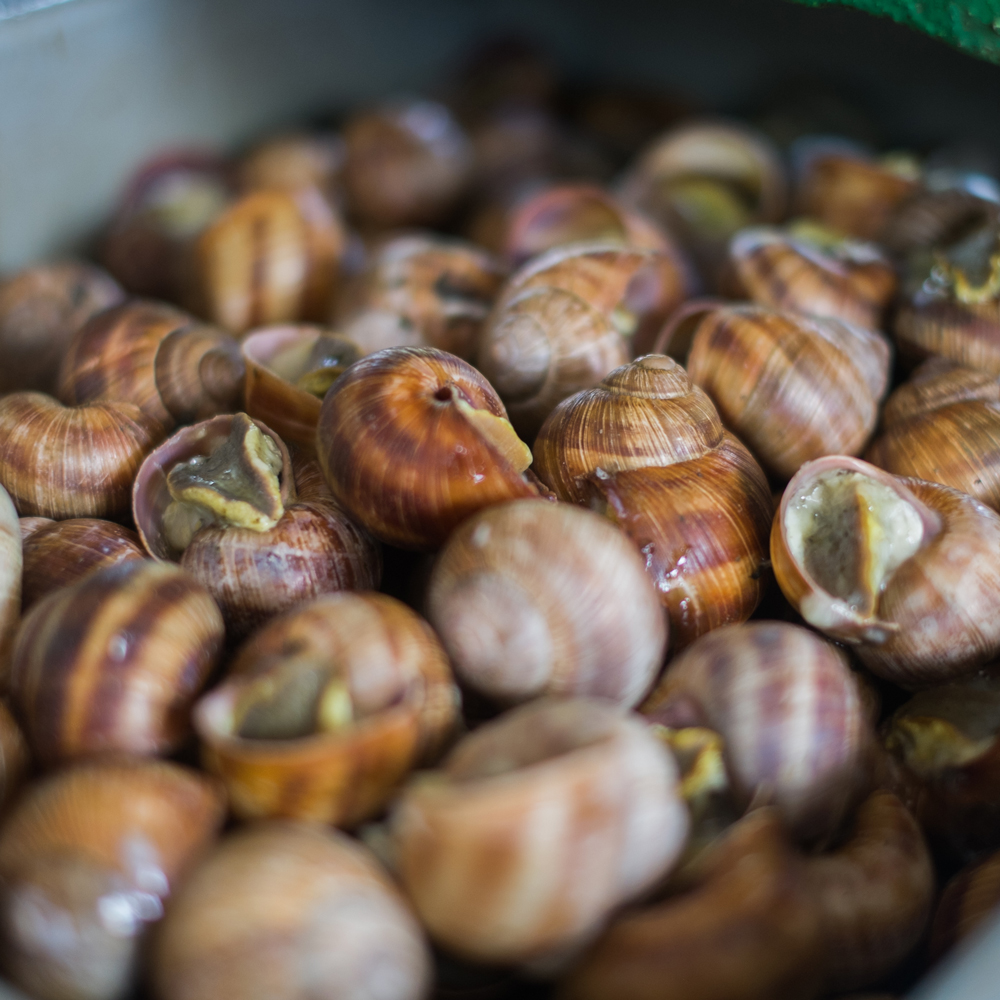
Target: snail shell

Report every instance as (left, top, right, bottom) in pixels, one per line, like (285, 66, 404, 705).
(557, 808, 821, 1000)
(727, 225, 897, 329)
(0, 261, 125, 395)
(194, 592, 459, 826)
(0, 702, 28, 813)
(803, 791, 933, 993)
(9, 560, 224, 765)
(426, 498, 666, 706)
(238, 131, 344, 200)
(152, 821, 432, 1000)
(342, 98, 472, 230)
(20, 518, 145, 611)
(134, 419, 380, 640)
(642, 621, 871, 842)
(772, 456, 1000, 687)
(316, 346, 541, 550)
(866, 359, 1000, 512)
(0, 486, 21, 684)
(931, 843, 1000, 960)
(0, 757, 224, 1000)
(391, 697, 688, 966)
(187, 187, 346, 335)
(477, 244, 692, 437)
(334, 233, 506, 360)
(0, 392, 163, 520)
(659, 302, 891, 479)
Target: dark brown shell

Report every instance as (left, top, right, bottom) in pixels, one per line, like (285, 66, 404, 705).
(0, 393, 163, 520)
(932, 844, 1000, 959)
(134, 422, 380, 640)
(194, 592, 459, 826)
(316, 346, 541, 550)
(9, 560, 225, 765)
(21, 518, 145, 611)
(334, 233, 506, 360)
(0, 261, 125, 395)
(0, 756, 224, 1000)
(642, 621, 871, 842)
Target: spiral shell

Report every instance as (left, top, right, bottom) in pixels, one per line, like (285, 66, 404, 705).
(391, 697, 688, 965)
(0, 393, 163, 520)
(727, 225, 897, 329)
(659, 302, 891, 479)
(10, 560, 224, 764)
(316, 346, 541, 550)
(642, 621, 870, 842)
(0, 757, 224, 1000)
(932, 843, 1000, 959)
(427, 499, 666, 705)
(0, 261, 125, 395)
(194, 592, 459, 826)
(21, 518, 145, 610)
(558, 808, 821, 1000)
(478, 243, 692, 437)
(803, 791, 933, 993)
(335, 233, 506, 360)
(867, 359, 1000, 512)
(772, 455, 1000, 687)
(152, 822, 432, 1000)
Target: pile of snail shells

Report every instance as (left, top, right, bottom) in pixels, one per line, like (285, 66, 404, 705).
(3, 67, 1000, 1000)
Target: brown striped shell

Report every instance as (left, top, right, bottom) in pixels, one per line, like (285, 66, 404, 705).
(659, 302, 891, 479)
(0, 757, 224, 1000)
(557, 808, 822, 1000)
(316, 346, 541, 550)
(642, 621, 871, 842)
(0, 487, 21, 687)
(334, 233, 506, 360)
(534, 357, 772, 647)
(152, 822, 432, 1000)
(0, 393, 163, 520)
(0, 261, 125, 395)
(501, 183, 679, 266)
(773, 456, 1000, 686)
(342, 98, 472, 229)
(241, 325, 360, 455)
(134, 420, 380, 640)
(9, 560, 225, 765)
(795, 151, 919, 242)
(426, 499, 666, 705)
(803, 791, 933, 993)
(187, 188, 347, 335)
(57, 300, 244, 431)
(477, 243, 692, 437)
(727, 225, 897, 329)
(20, 518, 145, 611)
(18, 517, 53, 541)
(618, 120, 787, 287)
(867, 359, 1000, 511)
(894, 220, 1000, 374)
(931, 844, 1000, 959)
(391, 697, 688, 966)
(194, 592, 459, 826)
(238, 131, 344, 199)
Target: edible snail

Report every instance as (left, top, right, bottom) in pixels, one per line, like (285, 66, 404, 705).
(931, 842, 1000, 960)
(194, 591, 459, 826)
(426, 498, 666, 706)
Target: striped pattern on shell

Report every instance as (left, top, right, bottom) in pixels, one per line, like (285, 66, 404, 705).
(685, 304, 890, 479)
(932, 846, 1000, 959)
(729, 226, 896, 330)
(895, 293, 1000, 375)
(316, 346, 539, 550)
(0, 393, 163, 520)
(804, 791, 933, 993)
(21, 518, 145, 610)
(10, 560, 224, 764)
(642, 621, 869, 842)
(426, 499, 666, 706)
(533, 354, 724, 505)
(57, 300, 192, 428)
(391, 697, 688, 965)
(591, 433, 772, 650)
(195, 592, 458, 825)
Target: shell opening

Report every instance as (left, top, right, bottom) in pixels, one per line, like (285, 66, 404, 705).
(144, 171, 230, 238)
(453, 397, 532, 473)
(785, 468, 925, 619)
(661, 176, 755, 238)
(163, 413, 284, 550)
(932, 223, 1000, 304)
(270, 333, 360, 398)
(234, 659, 355, 740)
